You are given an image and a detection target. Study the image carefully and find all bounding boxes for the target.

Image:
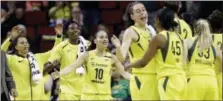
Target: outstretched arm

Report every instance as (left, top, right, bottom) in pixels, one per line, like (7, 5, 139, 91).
(126, 34, 166, 69)
(60, 52, 88, 76)
(112, 55, 131, 80)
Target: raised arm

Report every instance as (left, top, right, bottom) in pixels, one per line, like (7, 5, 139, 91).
(60, 52, 88, 76)
(115, 28, 137, 62)
(112, 55, 131, 80)
(1, 26, 20, 52)
(126, 34, 166, 69)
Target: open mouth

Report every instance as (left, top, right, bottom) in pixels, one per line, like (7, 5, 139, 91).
(141, 16, 147, 21)
(102, 41, 108, 45)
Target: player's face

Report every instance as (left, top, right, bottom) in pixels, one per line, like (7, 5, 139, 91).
(131, 3, 148, 25)
(15, 37, 30, 54)
(67, 23, 81, 39)
(95, 31, 109, 49)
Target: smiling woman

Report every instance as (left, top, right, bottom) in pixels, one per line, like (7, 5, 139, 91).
(51, 30, 131, 100)
(1, 25, 63, 100)
(116, 1, 159, 100)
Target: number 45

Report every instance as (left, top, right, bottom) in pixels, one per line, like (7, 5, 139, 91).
(172, 41, 181, 55)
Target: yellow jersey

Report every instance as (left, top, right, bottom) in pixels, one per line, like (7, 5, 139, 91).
(48, 39, 84, 95)
(129, 26, 156, 74)
(1, 36, 62, 100)
(155, 31, 185, 78)
(82, 50, 113, 95)
(212, 33, 222, 74)
(176, 19, 193, 39)
(187, 37, 216, 76)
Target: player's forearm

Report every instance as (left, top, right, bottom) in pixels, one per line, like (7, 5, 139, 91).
(54, 35, 63, 47)
(1, 38, 11, 52)
(116, 47, 125, 62)
(127, 59, 145, 69)
(116, 62, 131, 80)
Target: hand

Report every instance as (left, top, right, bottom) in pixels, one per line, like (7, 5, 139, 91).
(51, 68, 60, 80)
(10, 26, 20, 40)
(111, 35, 121, 48)
(55, 24, 63, 35)
(124, 65, 131, 71)
(10, 89, 18, 97)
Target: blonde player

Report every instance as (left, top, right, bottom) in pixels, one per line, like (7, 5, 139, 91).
(184, 19, 222, 100)
(51, 30, 131, 100)
(45, 21, 89, 100)
(125, 7, 187, 100)
(116, 2, 159, 100)
(165, 1, 193, 39)
(1, 25, 62, 100)
(208, 10, 223, 100)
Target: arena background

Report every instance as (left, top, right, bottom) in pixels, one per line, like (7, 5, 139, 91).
(1, 1, 222, 53)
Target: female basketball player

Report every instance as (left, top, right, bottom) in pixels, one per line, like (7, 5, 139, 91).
(125, 7, 187, 100)
(1, 25, 62, 100)
(115, 2, 159, 100)
(208, 10, 223, 100)
(184, 19, 222, 100)
(51, 30, 131, 100)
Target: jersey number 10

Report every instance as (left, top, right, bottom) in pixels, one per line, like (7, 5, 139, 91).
(95, 68, 104, 80)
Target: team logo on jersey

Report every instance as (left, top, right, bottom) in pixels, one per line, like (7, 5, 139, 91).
(91, 62, 95, 67)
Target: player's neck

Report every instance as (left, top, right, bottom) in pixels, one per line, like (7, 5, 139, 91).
(69, 38, 79, 45)
(95, 48, 106, 57)
(16, 51, 28, 58)
(134, 23, 146, 30)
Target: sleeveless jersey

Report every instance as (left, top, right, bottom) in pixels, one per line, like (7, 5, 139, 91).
(129, 25, 156, 74)
(176, 19, 193, 39)
(212, 33, 222, 74)
(82, 50, 113, 95)
(187, 37, 216, 76)
(155, 31, 185, 78)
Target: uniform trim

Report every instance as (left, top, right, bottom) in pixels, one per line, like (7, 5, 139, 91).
(137, 43, 144, 51)
(161, 32, 169, 62)
(131, 27, 140, 43)
(211, 45, 216, 59)
(62, 43, 69, 49)
(134, 76, 141, 90)
(163, 76, 169, 92)
(188, 38, 198, 62)
(187, 78, 191, 83)
(129, 47, 134, 58)
(177, 20, 182, 35)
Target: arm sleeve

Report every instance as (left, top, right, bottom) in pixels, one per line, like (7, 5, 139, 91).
(1, 38, 11, 52)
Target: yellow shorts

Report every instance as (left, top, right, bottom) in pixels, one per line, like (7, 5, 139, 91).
(158, 74, 187, 100)
(81, 93, 112, 100)
(187, 75, 218, 100)
(217, 73, 222, 100)
(130, 73, 159, 100)
(59, 92, 80, 100)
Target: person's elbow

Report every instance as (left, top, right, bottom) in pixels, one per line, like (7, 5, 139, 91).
(140, 59, 148, 67)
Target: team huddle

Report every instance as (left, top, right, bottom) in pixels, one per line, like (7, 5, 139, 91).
(1, 1, 222, 101)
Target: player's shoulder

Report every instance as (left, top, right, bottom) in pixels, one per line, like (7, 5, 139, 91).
(124, 26, 137, 35)
(56, 40, 69, 49)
